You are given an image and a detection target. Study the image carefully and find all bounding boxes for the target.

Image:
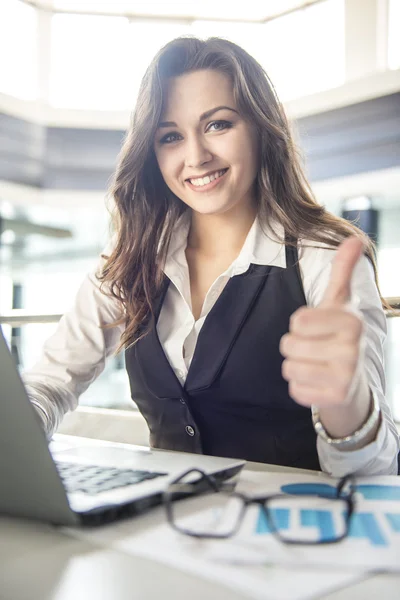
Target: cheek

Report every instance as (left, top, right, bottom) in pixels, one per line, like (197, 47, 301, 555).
(227, 130, 259, 179)
(243, 136, 259, 180)
(157, 151, 182, 183)
(233, 148, 258, 183)
(155, 155, 174, 185)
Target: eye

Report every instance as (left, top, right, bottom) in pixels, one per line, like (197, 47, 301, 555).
(159, 131, 182, 144)
(207, 120, 233, 133)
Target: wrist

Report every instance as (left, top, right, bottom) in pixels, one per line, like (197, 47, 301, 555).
(317, 366, 370, 437)
(312, 388, 381, 451)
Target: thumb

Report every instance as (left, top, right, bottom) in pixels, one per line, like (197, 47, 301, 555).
(319, 236, 364, 308)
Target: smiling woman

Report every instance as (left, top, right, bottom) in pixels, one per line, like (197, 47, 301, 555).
(23, 37, 399, 476)
(154, 70, 259, 221)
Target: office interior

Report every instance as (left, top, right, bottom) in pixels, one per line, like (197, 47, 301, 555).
(0, 0, 400, 446)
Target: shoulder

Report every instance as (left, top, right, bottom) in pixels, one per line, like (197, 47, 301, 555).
(94, 234, 117, 274)
(297, 238, 378, 310)
(298, 237, 375, 278)
(297, 239, 337, 291)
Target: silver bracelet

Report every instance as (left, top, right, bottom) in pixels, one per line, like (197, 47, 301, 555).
(311, 393, 381, 450)
(30, 399, 50, 428)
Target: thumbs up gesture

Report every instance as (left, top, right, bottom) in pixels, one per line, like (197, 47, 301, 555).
(280, 236, 366, 410)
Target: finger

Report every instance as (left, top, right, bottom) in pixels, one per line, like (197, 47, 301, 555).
(319, 236, 364, 308)
(282, 359, 352, 390)
(288, 381, 341, 407)
(290, 307, 363, 340)
(280, 333, 358, 364)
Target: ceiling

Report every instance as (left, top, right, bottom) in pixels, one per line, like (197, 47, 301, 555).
(26, 0, 322, 22)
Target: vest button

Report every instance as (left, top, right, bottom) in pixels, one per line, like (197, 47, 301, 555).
(185, 425, 195, 436)
(180, 398, 186, 404)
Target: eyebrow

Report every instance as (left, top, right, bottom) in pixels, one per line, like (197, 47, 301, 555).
(157, 105, 238, 128)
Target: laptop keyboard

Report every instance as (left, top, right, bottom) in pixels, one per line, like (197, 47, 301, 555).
(55, 461, 168, 496)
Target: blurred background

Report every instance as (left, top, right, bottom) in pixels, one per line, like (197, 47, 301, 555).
(0, 0, 399, 423)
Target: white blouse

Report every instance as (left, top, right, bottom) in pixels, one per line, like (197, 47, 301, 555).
(24, 213, 399, 476)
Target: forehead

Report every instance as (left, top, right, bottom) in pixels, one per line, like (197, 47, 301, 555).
(160, 69, 235, 121)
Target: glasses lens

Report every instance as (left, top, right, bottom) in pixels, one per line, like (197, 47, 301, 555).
(262, 495, 350, 544)
(166, 471, 243, 537)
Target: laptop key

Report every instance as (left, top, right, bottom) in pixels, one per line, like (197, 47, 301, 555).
(55, 461, 167, 495)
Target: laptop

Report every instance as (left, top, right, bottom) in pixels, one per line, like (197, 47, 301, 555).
(0, 327, 244, 527)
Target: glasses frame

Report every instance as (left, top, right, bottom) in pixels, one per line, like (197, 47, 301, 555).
(163, 468, 355, 545)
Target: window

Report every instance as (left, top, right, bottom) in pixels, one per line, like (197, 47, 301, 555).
(0, 200, 133, 410)
(49, 1, 345, 110)
(193, 0, 345, 101)
(261, 0, 345, 100)
(50, 14, 132, 110)
(49, 14, 191, 110)
(388, 0, 400, 70)
(0, 0, 38, 100)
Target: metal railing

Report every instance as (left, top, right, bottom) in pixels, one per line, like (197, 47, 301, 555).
(0, 310, 63, 326)
(1, 299, 399, 327)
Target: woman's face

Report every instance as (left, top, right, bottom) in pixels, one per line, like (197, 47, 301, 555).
(154, 69, 259, 217)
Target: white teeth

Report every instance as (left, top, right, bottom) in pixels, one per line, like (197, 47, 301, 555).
(189, 169, 226, 187)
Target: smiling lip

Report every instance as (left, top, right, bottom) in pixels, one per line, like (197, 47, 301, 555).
(185, 169, 228, 192)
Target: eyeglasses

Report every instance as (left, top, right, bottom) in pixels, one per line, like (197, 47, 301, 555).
(163, 468, 355, 545)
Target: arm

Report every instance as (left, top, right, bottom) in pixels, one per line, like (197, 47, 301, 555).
(22, 250, 124, 439)
(283, 241, 399, 476)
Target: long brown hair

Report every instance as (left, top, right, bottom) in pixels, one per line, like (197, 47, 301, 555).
(99, 36, 382, 350)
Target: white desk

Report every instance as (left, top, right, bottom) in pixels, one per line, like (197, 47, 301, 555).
(0, 435, 399, 600)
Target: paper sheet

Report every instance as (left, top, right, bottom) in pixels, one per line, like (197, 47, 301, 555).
(64, 491, 367, 600)
(205, 472, 400, 572)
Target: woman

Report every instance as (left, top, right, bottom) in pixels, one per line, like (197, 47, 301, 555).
(24, 37, 399, 475)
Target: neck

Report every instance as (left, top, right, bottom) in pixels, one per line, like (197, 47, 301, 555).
(187, 202, 257, 258)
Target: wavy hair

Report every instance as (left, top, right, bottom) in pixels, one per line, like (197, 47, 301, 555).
(99, 36, 383, 351)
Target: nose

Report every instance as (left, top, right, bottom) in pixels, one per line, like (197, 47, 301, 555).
(184, 134, 213, 169)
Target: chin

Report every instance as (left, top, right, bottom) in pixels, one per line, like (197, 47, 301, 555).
(191, 204, 231, 216)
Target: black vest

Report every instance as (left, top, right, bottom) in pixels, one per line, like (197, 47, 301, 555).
(125, 244, 320, 471)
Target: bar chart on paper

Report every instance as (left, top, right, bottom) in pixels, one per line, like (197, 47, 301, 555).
(216, 474, 400, 570)
(255, 481, 400, 547)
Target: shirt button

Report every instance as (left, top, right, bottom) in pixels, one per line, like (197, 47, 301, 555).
(185, 425, 195, 436)
(180, 398, 186, 404)
(177, 369, 185, 380)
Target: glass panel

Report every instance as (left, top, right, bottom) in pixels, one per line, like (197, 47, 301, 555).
(0, 0, 38, 100)
(1, 322, 133, 410)
(194, 0, 344, 101)
(0, 201, 133, 410)
(388, 0, 400, 70)
(49, 1, 344, 110)
(49, 14, 133, 109)
(49, 14, 191, 110)
(378, 248, 400, 298)
(261, 0, 345, 100)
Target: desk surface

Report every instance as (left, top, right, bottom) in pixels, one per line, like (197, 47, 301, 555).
(1, 435, 399, 600)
